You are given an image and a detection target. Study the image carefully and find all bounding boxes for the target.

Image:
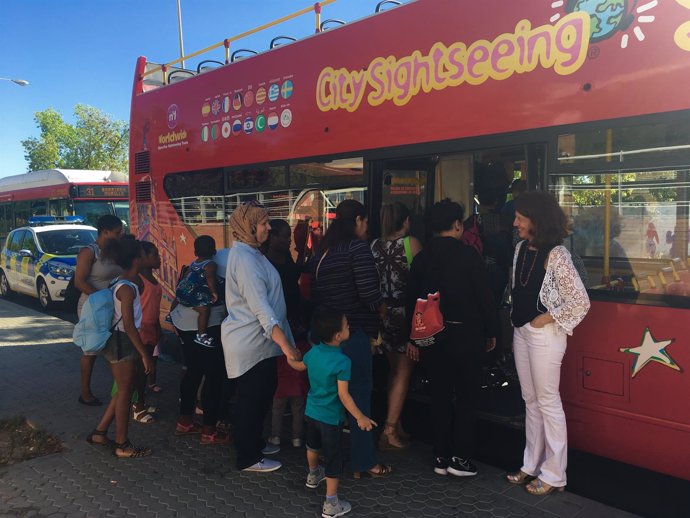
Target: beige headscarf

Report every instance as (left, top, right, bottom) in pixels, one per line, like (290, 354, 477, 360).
(229, 201, 270, 248)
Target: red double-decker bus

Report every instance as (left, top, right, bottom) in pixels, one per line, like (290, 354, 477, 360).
(129, 0, 690, 480)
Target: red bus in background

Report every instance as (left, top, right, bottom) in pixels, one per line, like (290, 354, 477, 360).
(0, 169, 130, 239)
(129, 0, 690, 480)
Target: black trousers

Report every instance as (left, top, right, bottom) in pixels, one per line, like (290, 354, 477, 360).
(234, 356, 278, 470)
(177, 325, 227, 427)
(422, 324, 486, 460)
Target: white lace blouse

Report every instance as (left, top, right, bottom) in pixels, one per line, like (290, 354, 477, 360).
(512, 241, 590, 335)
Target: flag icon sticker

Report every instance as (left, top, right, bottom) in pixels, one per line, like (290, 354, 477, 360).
(256, 87, 267, 105)
(255, 114, 266, 133)
(233, 92, 243, 111)
(202, 102, 211, 117)
(243, 117, 254, 134)
(280, 108, 293, 128)
(267, 112, 279, 130)
(222, 121, 231, 138)
(211, 98, 222, 116)
(223, 96, 231, 113)
(281, 80, 293, 99)
(211, 125, 219, 140)
(244, 90, 255, 108)
(232, 119, 242, 135)
(201, 126, 209, 142)
(268, 84, 280, 102)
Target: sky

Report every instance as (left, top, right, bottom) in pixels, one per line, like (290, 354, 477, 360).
(0, 0, 377, 178)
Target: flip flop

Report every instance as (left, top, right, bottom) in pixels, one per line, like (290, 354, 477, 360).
(78, 396, 103, 406)
(148, 384, 163, 393)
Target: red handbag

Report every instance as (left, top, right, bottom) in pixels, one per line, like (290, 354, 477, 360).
(409, 291, 445, 347)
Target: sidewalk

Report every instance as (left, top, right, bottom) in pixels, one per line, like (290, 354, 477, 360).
(0, 299, 637, 518)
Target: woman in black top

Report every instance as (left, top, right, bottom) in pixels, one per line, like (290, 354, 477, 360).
(408, 199, 498, 478)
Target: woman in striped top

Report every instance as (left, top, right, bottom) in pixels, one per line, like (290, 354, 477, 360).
(312, 199, 392, 479)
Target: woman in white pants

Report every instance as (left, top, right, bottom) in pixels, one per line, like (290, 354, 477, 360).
(506, 192, 590, 495)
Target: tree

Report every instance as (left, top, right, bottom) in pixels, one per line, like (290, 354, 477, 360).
(21, 104, 128, 172)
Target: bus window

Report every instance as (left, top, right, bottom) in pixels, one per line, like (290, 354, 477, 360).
(551, 169, 690, 300)
(49, 199, 71, 217)
(114, 201, 130, 228)
(436, 155, 473, 211)
(30, 200, 48, 216)
(227, 166, 286, 190)
(0, 203, 12, 238)
(73, 201, 116, 227)
(289, 158, 364, 188)
(14, 201, 30, 228)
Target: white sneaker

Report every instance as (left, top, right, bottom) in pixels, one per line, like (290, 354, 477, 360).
(261, 442, 280, 455)
(292, 437, 303, 448)
(267, 436, 281, 446)
(322, 498, 352, 517)
(242, 458, 282, 472)
(306, 465, 325, 488)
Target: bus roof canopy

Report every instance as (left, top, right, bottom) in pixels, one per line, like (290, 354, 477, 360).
(0, 169, 128, 193)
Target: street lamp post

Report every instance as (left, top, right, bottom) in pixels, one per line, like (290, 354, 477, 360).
(0, 78, 29, 86)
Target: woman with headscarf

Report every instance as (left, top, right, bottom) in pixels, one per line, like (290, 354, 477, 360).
(221, 201, 301, 473)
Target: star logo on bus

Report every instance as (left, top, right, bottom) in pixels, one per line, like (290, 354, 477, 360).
(619, 327, 681, 378)
(179, 233, 187, 245)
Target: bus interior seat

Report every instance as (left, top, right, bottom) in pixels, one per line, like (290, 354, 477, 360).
(197, 60, 225, 73)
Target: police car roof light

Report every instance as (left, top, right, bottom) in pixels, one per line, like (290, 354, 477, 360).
(29, 215, 85, 226)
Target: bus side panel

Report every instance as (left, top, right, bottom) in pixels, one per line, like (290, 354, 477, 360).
(563, 301, 690, 479)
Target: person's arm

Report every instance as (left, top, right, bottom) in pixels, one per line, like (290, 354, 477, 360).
(205, 262, 218, 302)
(74, 246, 97, 295)
(338, 380, 377, 431)
(286, 358, 307, 371)
(116, 284, 154, 374)
(234, 251, 301, 360)
(409, 236, 423, 258)
(350, 241, 384, 312)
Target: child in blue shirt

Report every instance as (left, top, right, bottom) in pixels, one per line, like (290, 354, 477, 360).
(288, 306, 376, 518)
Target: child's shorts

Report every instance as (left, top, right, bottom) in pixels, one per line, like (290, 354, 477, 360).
(101, 330, 140, 363)
(305, 416, 343, 478)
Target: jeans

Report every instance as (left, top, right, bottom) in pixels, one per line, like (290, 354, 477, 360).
(422, 323, 485, 460)
(271, 397, 306, 440)
(341, 328, 377, 472)
(234, 356, 278, 470)
(513, 322, 568, 487)
(177, 325, 226, 427)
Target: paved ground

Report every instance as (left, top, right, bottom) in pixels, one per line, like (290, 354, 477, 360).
(0, 299, 638, 518)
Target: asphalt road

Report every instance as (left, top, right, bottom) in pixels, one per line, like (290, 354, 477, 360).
(5, 291, 690, 518)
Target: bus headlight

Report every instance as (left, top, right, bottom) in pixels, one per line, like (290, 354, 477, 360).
(48, 262, 74, 277)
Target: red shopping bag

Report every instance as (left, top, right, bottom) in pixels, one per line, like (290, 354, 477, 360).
(409, 291, 445, 347)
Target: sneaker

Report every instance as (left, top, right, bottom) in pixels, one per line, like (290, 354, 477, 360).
(194, 333, 215, 347)
(292, 437, 302, 448)
(267, 436, 281, 446)
(306, 465, 326, 489)
(322, 498, 352, 518)
(434, 457, 449, 475)
(242, 458, 282, 472)
(447, 457, 478, 477)
(261, 442, 280, 455)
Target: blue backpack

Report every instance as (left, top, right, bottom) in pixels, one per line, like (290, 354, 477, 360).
(72, 279, 136, 353)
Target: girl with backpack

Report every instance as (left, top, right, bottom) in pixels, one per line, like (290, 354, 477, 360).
(86, 239, 154, 458)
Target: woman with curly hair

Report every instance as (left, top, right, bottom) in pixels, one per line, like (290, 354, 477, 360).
(506, 191, 590, 495)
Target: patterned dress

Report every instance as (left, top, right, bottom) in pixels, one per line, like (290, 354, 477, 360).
(371, 237, 412, 353)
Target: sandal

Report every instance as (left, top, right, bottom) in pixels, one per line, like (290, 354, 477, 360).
(148, 384, 163, 393)
(113, 439, 152, 458)
(86, 429, 114, 448)
(353, 463, 393, 479)
(525, 479, 565, 496)
(132, 407, 155, 424)
(378, 429, 409, 451)
(200, 429, 231, 445)
(506, 470, 536, 485)
(175, 420, 203, 435)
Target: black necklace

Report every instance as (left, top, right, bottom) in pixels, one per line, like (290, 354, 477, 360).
(519, 246, 539, 287)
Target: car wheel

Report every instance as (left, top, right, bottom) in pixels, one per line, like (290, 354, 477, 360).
(37, 278, 53, 310)
(0, 269, 13, 298)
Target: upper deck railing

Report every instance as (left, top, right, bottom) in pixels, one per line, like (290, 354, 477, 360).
(138, 0, 404, 90)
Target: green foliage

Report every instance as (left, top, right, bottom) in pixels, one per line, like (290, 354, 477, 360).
(21, 104, 128, 172)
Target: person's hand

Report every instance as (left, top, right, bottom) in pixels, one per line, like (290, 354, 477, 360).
(210, 292, 219, 303)
(530, 313, 552, 328)
(486, 337, 497, 352)
(283, 345, 302, 362)
(142, 355, 155, 375)
(357, 415, 377, 431)
(406, 342, 420, 362)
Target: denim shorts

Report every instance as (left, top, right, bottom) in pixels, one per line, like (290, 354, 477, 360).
(306, 416, 343, 478)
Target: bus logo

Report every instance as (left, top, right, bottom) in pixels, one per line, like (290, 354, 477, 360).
(167, 104, 178, 129)
(243, 117, 254, 134)
(268, 83, 280, 102)
(232, 119, 242, 135)
(280, 108, 293, 128)
(281, 80, 293, 99)
(256, 87, 267, 105)
(267, 112, 279, 130)
(255, 114, 267, 133)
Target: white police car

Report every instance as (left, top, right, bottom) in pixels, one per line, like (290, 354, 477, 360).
(0, 216, 97, 310)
